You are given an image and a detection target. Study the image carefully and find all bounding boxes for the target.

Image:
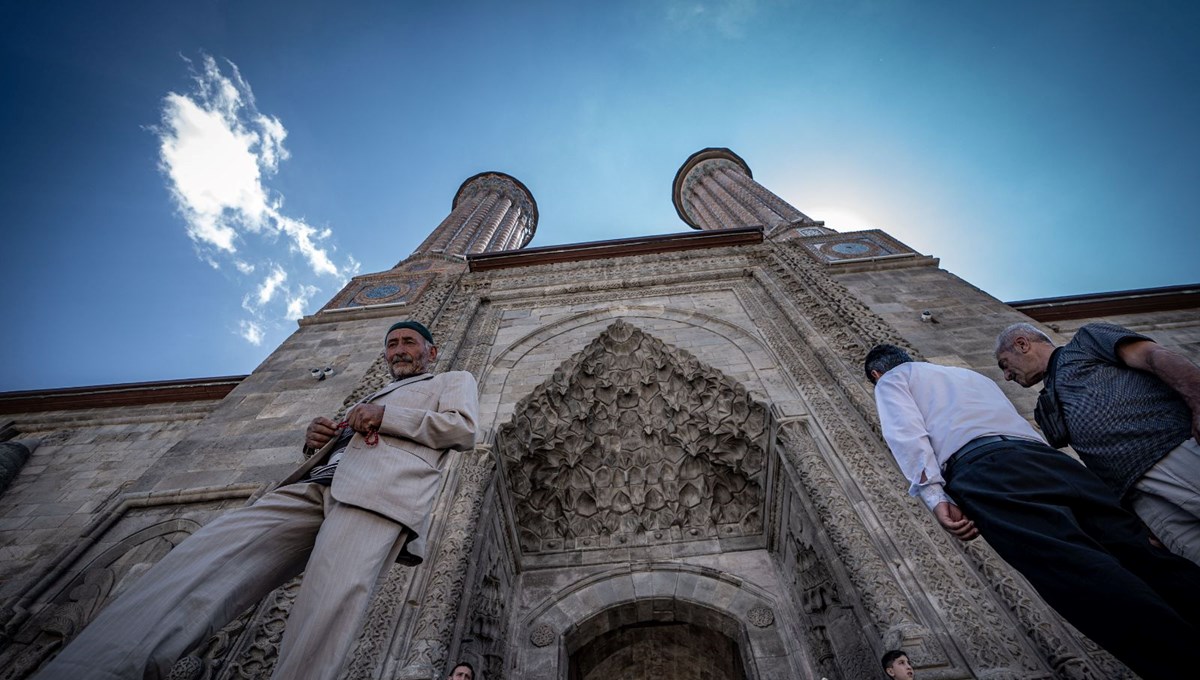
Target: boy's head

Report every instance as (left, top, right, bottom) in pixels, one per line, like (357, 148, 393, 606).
(881, 650, 914, 679)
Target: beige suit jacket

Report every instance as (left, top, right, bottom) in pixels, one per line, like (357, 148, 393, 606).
(279, 370, 479, 564)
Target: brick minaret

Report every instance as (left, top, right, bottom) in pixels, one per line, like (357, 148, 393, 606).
(415, 172, 538, 256)
(672, 148, 828, 233)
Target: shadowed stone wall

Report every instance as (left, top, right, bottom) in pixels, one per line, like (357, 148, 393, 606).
(572, 621, 745, 680)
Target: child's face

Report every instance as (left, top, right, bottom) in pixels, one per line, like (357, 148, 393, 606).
(886, 655, 914, 680)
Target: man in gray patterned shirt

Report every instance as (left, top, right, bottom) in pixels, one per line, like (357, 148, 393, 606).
(996, 321, 1200, 565)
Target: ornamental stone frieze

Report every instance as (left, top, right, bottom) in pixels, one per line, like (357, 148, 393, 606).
(498, 320, 770, 554)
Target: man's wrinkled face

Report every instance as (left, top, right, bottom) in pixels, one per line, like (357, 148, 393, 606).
(995, 341, 1045, 388)
(448, 665, 473, 680)
(885, 654, 915, 680)
(385, 329, 436, 379)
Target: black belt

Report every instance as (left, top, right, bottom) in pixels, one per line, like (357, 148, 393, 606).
(944, 435, 1036, 476)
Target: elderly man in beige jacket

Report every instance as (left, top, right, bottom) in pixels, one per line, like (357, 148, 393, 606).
(36, 320, 478, 680)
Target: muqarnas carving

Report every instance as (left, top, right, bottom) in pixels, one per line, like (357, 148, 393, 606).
(499, 320, 770, 553)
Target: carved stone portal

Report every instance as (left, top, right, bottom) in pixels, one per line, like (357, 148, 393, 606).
(498, 320, 770, 554)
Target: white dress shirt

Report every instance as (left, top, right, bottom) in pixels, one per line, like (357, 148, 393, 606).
(873, 361, 1045, 509)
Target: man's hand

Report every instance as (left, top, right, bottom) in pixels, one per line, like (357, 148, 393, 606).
(934, 502, 979, 542)
(306, 417, 340, 451)
(345, 403, 385, 434)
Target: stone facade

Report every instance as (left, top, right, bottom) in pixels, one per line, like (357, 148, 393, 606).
(2, 148, 1197, 679)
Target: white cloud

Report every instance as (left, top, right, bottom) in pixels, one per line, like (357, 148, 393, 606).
(156, 54, 357, 347)
(277, 215, 339, 277)
(285, 284, 320, 320)
(239, 320, 264, 346)
(255, 113, 289, 171)
(159, 91, 270, 245)
(256, 266, 287, 305)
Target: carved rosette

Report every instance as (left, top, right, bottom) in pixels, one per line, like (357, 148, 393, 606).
(498, 320, 769, 553)
(747, 607, 775, 628)
(529, 625, 555, 648)
(323, 271, 438, 311)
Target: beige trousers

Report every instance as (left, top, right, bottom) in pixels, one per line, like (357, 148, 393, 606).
(34, 482, 408, 680)
(1130, 437, 1200, 567)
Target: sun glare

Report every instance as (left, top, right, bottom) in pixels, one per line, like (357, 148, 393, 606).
(806, 207, 875, 232)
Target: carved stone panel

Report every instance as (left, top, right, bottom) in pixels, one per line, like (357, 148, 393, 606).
(498, 320, 770, 554)
(0, 489, 256, 680)
(455, 498, 514, 680)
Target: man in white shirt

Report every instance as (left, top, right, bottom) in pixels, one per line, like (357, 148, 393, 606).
(866, 344, 1200, 680)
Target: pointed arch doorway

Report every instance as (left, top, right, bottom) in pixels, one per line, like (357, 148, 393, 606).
(566, 599, 750, 680)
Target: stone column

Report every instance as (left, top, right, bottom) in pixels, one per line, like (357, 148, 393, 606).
(413, 172, 538, 257)
(691, 181, 741, 231)
(466, 196, 513, 255)
(718, 166, 802, 228)
(731, 167, 810, 225)
(686, 186, 726, 232)
(706, 171, 762, 226)
(397, 452, 496, 679)
(415, 199, 478, 254)
(492, 210, 534, 252)
(445, 191, 500, 254)
(672, 147, 818, 231)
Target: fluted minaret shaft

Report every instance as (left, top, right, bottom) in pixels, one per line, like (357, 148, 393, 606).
(413, 172, 538, 257)
(445, 191, 500, 254)
(416, 199, 478, 253)
(672, 148, 819, 231)
(493, 210, 531, 251)
(466, 196, 512, 254)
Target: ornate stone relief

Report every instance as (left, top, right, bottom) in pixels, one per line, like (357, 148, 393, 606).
(0, 488, 257, 680)
(746, 607, 774, 628)
(457, 175, 536, 225)
(529, 625, 555, 648)
(776, 484, 875, 680)
(430, 240, 1122, 677)
(792, 229, 913, 264)
(175, 597, 278, 680)
(498, 320, 770, 554)
(321, 249, 465, 312)
(341, 562, 417, 680)
(178, 563, 423, 680)
(740, 242, 1120, 677)
(397, 453, 496, 679)
(454, 497, 514, 680)
(677, 157, 745, 226)
(0, 519, 200, 680)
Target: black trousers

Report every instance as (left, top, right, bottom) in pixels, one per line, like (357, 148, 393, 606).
(944, 439, 1200, 680)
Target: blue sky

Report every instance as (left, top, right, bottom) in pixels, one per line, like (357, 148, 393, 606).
(2, 1, 1197, 391)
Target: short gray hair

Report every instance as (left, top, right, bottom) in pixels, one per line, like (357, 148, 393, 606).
(864, 344, 913, 382)
(995, 322, 1053, 355)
